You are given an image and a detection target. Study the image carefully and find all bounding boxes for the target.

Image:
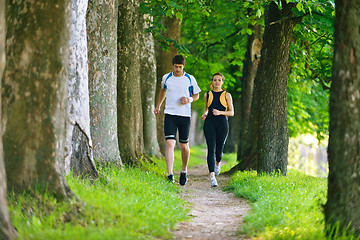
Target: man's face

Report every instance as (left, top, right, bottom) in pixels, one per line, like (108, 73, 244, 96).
(173, 64, 184, 77)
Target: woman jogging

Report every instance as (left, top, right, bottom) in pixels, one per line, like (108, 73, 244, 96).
(202, 72, 234, 187)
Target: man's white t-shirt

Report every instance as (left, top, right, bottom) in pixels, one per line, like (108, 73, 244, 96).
(161, 72, 201, 117)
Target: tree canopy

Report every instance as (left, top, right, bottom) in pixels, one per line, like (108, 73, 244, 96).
(141, 0, 334, 140)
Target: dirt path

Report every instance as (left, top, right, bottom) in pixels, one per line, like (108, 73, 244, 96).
(172, 163, 251, 240)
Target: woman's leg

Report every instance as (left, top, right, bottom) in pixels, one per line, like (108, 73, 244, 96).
(215, 118, 229, 163)
(203, 120, 216, 174)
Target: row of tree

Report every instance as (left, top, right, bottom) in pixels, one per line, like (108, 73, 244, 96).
(0, 0, 359, 238)
(0, 0, 165, 238)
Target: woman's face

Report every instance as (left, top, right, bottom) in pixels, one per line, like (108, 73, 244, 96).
(212, 75, 224, 89)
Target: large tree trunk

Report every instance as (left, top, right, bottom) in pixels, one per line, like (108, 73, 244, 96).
(87, 0, 122, 166)
(229, 24, 262, 173)
(66, 0, 98, 179)
(140, 14, 161, 157)
(237, 24, 262, 161)
(155, 16, 181, 154)
(117, 0, 145, 165)
(0, 1, 17, 238)
(256, 1, 299, 175)
(325, 0, 360, 235)
(3, 0, 73, 199)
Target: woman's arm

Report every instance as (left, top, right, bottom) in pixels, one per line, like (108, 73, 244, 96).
(201, 92, 209, 120)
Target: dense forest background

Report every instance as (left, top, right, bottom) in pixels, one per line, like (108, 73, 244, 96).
(1, 0, 360, 239)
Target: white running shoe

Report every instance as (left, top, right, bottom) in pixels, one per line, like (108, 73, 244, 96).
(215, 162, 221, 176)
(211, 177, 218, 187)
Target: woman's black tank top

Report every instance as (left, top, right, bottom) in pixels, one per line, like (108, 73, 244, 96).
(207, 90, 227, 119)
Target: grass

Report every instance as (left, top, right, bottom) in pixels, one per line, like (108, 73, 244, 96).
(226, 169, 360, 240)
(8, 146, 205, 240)
(219, 152, 238, 173)
(9, 145, 357, 240)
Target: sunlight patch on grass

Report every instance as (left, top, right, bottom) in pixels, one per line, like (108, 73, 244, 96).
(228, 170, 328, 239)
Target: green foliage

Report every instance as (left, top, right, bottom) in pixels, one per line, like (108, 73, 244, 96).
(142, 0, 334, 139)
(287, 0, 334, 141)
(180, 0, 255, 97)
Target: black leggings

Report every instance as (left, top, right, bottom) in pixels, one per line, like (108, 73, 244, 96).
(203, 116, 228, 173)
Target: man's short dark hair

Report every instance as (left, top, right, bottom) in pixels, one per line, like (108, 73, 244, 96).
(172, 55, 185, 65)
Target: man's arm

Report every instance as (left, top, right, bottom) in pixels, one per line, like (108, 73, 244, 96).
(180, 93, 200, 105)
(154, 88, 166, 115)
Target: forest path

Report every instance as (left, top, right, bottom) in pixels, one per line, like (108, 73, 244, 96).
(172, 159, 251, 240)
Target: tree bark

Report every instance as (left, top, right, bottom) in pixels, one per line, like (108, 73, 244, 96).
(229, 24, 262, 173)
(0, 1, 17, 238)
(140, 14, 161, 157)
(117, 0, 145, 165)
(3, 0, 73, 199)
(256, 1, 299, 175)
(325, 0, 360, 235)
(155, 16, 181, 154)
(87, 0, 122, 166)
(66, 0, 98, 179)
(237, 24, 262, 161)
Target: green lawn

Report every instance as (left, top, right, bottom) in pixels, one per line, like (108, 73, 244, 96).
(226, 169, 359, 240)
(8, 147, 205, 240)
(8, 145, 358, 239)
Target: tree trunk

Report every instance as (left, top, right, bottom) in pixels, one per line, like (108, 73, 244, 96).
(229, 82, 260, 174)
(155, 16, 181, 154)
(325, 0, 360, 235)
(117, 0, 145, 165)
(140, 14, 161, 157)
(229, 24, 262, 173)
(0, 1, 17, 238)
(87, 0, 122, 166)
(3, 0, 73, 200)
(66, 0, 98, 179)
(256, 1, 298, 175)
(237, 24, 262, 160)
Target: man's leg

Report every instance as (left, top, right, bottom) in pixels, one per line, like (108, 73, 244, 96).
(179, 142, 190, 172)
(165, 139, 176, 175)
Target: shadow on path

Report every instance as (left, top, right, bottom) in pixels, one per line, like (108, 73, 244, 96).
(172, 162, 251, 240)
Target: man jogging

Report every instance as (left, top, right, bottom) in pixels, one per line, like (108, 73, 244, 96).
(154, 55, 201, 185)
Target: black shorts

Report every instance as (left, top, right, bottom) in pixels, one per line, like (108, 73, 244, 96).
(164, 114, 191, 143)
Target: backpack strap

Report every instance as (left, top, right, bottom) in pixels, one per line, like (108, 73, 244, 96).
(207, 91, 213, 108)
(220, 91, 228, 109)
